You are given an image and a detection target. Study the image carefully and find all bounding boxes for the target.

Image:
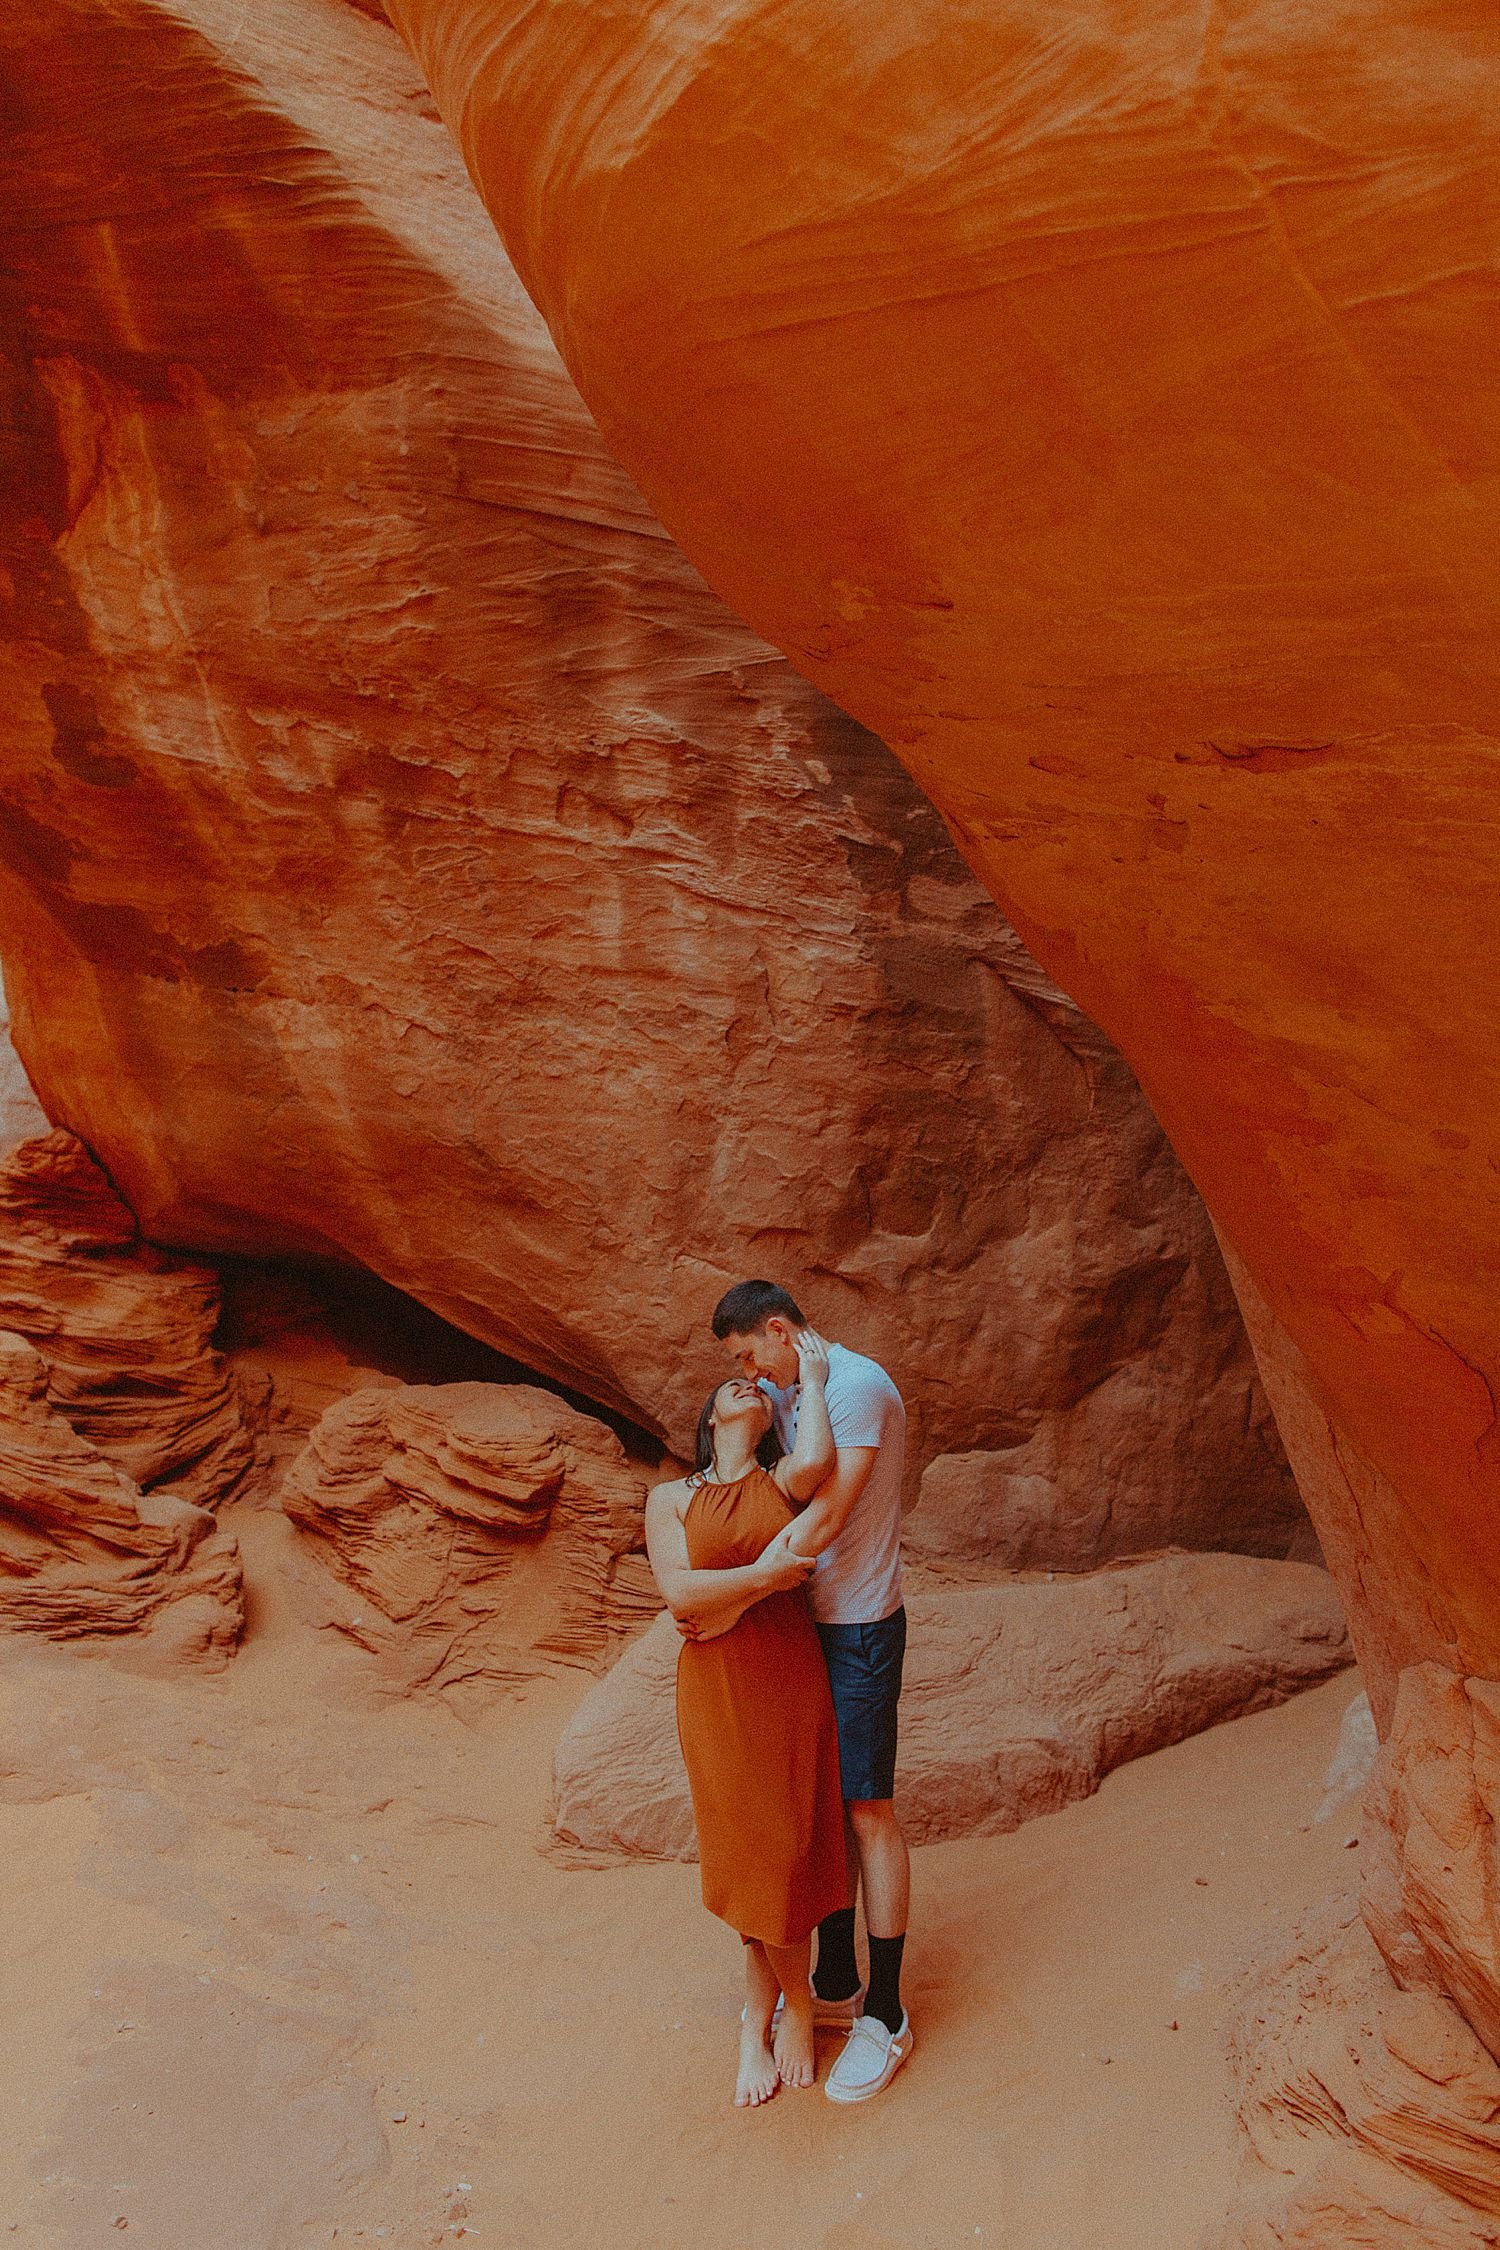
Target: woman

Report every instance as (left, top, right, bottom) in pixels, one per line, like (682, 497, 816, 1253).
(645, 1329, 849, 2107)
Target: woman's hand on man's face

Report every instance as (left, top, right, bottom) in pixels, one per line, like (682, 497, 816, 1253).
(794, 1327, 831, 1387)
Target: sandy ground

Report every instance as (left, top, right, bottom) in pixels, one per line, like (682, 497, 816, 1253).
(0, 1485, 1365, 2250)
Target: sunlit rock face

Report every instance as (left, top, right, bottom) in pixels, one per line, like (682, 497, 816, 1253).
(0, 0, 1299, 1556)
(385, 0, 1500, 1714)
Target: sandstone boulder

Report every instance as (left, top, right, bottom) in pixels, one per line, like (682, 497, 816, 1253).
(1214, 1902, 1500, 2249)
(550, 1556, 1350, 1860)
(0, 0, 1303, 1566)
(0, 1134, 254, 1508)
(390, 0, 1500, 1718)
(0, 1329, 242, 1661)
(282, 1381, 656, 1699)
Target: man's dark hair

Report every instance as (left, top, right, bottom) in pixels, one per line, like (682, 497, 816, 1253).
(710, 1279, 807, 1339)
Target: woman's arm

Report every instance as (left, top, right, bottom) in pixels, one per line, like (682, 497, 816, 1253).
(771, 1328, 835, 1504)
(676, 1333, 837, 1634)
(646, 1482, 814, 1637)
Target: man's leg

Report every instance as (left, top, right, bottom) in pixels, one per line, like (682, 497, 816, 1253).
(812, 1819, 862, 2003)
(817, 1610, 910, 2038)
(820, 1615, 913, 2101)
(847, 1797, 909, 2034)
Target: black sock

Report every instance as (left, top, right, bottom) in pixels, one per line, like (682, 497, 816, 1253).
(865, 1933, 906, 2034)
(812, 1908, 861, 2002)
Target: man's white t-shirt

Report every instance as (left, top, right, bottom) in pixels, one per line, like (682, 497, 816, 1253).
(764, 1341, 906, 1626)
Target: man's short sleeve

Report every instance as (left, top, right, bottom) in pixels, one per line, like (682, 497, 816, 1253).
(827, 1359, 889, 1451)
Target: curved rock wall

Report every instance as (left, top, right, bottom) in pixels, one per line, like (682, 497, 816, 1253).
(383, 0, 1500, 1710)
(0, 0, 1299, 1560)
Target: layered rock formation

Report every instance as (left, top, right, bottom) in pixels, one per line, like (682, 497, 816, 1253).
(0, 1132, 254, 1507)
(1362, 1666, 1500, 2068)
(0, 1329, 242, 1660)
(282, 1380, 654, 1699)
(1216, 1904, 1500, 2249)
(0, 0, 1304, 1567)
(388, 0, 1499, 1699)
(552, 1555, 1350, 1860)
(0, 1133, 247, 1659)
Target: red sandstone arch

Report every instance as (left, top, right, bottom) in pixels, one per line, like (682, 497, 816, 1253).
(387, 0, 1500, 1730)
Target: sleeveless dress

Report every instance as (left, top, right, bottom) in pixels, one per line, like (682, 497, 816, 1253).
(676, 1466, 848, 1946)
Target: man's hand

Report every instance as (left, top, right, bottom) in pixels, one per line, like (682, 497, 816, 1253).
(672, 1526, 815, 1641)
(753, 1520, 817, 1593)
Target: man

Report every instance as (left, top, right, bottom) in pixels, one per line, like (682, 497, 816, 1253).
(710, 1278, 912, 2104)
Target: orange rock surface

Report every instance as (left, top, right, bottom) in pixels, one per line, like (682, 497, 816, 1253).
(1219, 1902, 1500, 2247)
(282, 1380, 656, 1701)
(0, 1134, 253, 1508)
(1371, 1665, 1500, 2067)
(0, 1131, 248, 1659)
(0, 1326, 242, 1661)
(0, 0, 1299, 1561)
(386, 0, 1500, 1717)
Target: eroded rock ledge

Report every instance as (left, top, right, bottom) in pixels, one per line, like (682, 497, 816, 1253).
(551, 1555, 1351, 1861)
(0, 1133, 255, 1506)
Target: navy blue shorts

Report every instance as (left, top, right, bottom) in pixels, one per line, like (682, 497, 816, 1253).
(816, 1607, 907, 1803)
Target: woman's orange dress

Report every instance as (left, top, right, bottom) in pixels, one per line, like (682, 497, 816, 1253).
(676, 1466, 848, 1947)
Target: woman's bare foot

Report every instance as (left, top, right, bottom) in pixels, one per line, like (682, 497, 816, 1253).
(773, 1997, 816, 2089)
(735, 2018, 780, 2108)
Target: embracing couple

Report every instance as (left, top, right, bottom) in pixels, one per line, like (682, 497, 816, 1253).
(645, 1279, 912, 2109)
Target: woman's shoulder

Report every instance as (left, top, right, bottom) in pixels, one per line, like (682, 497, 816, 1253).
(647, 1473, 697, 1518)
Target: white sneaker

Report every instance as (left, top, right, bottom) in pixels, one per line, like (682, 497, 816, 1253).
(824, 2011, 913, 2104)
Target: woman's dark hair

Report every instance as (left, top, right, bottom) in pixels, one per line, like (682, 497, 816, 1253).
(690, 1384, 785, 1485)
